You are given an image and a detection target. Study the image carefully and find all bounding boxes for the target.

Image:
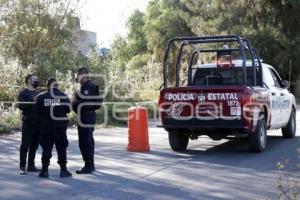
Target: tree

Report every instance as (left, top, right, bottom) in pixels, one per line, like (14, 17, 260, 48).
(111, 35, 131, 71)
(269, 0, 300, 88)
(142, 0, 194, 84)
(111, 10, 149, 72)
(127, 10, 148, 56)
(181, 0, 300, 90)
(143, 0, 193, 60)
(0, 0, 80, 68)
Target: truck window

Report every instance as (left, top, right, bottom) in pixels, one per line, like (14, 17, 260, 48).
(263, 67, 276, 87)
(191, 67, 259, 86)
(263, 67, 284, 88)
(269, 68, 284, 88)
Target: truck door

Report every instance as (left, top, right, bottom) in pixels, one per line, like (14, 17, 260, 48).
(263, 66, 281, 128)
(268, 68, 291, 125)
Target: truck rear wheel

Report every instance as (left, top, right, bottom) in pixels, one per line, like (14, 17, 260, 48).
(248, 114, 267, 153)
(282, 109, 296, 138)
(168, 130, 189, 151)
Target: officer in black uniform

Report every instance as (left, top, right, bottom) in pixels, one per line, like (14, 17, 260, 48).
(72, 67, 102, 174)
(35, 78, 72, 178)
(18, 74, 41, 175)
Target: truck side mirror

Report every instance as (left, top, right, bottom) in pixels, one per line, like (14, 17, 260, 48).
(283, 80, 289, 88)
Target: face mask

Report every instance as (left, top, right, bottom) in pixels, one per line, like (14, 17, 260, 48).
(76, 74, 84, 84)
(32, 81, 39, 89)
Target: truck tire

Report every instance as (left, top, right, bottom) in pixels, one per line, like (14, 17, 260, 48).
(168, 130, 189, 151)
(248, 113, 267, 153)
(282, 109, 296, 138)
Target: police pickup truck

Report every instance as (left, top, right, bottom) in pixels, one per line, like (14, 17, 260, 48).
(158, 35, 296, 153)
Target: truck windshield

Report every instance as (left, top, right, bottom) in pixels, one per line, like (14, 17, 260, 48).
(191, 67, 260, 86)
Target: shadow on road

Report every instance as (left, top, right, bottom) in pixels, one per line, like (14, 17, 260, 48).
(172, 136, 300, 171)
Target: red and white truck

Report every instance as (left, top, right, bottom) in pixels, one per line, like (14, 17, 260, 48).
(158, 35, 296, 153)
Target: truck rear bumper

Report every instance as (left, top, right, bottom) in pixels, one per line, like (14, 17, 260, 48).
(160, 118, 244, 130)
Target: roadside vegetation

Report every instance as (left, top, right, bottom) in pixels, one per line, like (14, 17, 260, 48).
(277, 161, 299, 200)
(1, 0, 300, 132)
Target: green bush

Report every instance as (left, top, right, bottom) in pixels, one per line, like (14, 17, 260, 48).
(0, 59, 31, 102)
(94, 102, 158, 128)
(96, 103, 130, 127)
(0, 104, 21, 134)
(0, 124, 11, 135)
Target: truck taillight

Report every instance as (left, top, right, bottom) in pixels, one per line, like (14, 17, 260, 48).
(242, 94, 252, 106)
(158, 94, 166, 122)
(242, 94, 254, 112)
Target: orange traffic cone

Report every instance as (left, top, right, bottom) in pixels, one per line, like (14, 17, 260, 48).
(127, 106, 150, 152)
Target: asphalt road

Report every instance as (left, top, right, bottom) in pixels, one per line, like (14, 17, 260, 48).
(0, 109, 299, 200)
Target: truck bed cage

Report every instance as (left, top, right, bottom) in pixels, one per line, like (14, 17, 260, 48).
(162, 35, 263, 88)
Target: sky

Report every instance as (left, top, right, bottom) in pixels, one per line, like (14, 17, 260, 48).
(77, 0, 149, 47)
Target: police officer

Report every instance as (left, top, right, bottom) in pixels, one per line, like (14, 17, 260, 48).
(35, 78, 72, 178)
(18, 74, 41, 175)
(72, 67, 102, 174)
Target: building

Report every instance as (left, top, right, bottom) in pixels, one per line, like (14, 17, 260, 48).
(79, 30, 97, 56)
(74, 17, 98, 57)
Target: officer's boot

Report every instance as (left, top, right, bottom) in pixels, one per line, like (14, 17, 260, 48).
(38, 163, 49, 178)
(20, 166, 26, 175)
(75, 160, 93, 174)
(59, 163, 72, 178)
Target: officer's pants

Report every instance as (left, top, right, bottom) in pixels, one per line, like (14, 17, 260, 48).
(20, 119, 40, 167)
(40, 125, 68, 165)
(78, 126, 95, 163)
(78, 111, 95, 163)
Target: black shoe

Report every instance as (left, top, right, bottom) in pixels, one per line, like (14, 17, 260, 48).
(20, 167, 26, 175)
(60, 170, 72, 178)
(27, 166, 41, 172)
(75, 166, 93, 174)
(38, 170, 49, 178)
